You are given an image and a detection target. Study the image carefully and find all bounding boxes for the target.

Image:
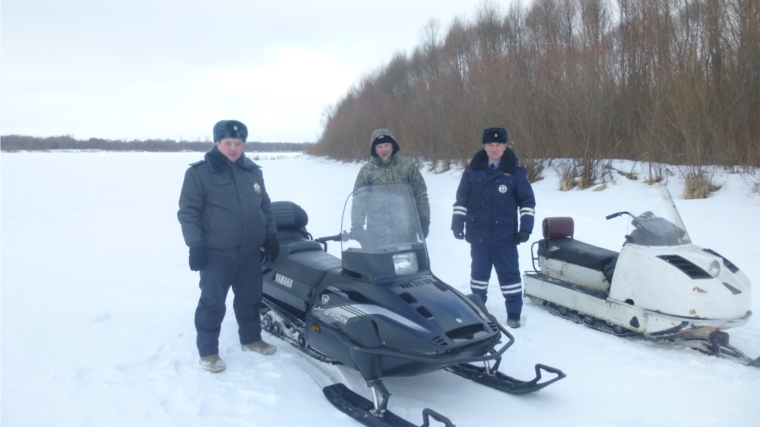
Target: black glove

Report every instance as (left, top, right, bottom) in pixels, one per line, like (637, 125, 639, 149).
(420, 219, 430, 238)
(515, 230, 531, 244)
(453, 229, 465, 240)
(263, 237, 280, 263)
(189, 245, 207, 271)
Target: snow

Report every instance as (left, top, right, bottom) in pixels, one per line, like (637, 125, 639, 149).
(2, 152, 759, 427)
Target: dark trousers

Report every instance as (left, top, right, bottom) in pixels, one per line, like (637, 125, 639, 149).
(469, 244, 523, 314)
(195, 252, 262, 357)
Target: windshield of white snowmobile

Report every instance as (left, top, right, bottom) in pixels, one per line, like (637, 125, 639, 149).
(341, 183, 424, 252)
(626, 187, 691, 246)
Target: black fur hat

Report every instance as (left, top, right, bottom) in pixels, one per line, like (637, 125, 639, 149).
(213, 120, 248, 142)
(482, 126, 508, 144)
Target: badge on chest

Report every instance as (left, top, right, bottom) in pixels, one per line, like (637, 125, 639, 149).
(499, 184, 508, 194)
(253, 182, 262, 195)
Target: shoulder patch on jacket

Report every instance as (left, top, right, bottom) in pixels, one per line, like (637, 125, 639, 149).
(189, 159, 206, 167)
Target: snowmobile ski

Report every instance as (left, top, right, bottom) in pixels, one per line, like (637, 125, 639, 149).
(689, 331, 760, 368)
(445, 362, 566, 394)
(324, 383, 454, 427)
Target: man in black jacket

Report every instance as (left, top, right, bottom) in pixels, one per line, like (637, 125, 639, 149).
(178, 120, 280, 372)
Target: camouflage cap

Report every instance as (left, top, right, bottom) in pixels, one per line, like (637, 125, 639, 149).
(369, 128, 399, 157)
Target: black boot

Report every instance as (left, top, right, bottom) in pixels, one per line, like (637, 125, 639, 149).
(507, 313, 521, 329)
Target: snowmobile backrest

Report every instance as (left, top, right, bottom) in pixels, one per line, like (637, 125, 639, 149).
(271, 201, 309, 230)
(270, 201, 312, 245)
(542, 217, 574, 239)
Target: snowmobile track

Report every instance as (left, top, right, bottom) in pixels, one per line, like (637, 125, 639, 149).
(530, 297, 760, 368)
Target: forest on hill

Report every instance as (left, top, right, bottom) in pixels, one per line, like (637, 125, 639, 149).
(309, 0, 759, 194)
(1, 135, 310, 153)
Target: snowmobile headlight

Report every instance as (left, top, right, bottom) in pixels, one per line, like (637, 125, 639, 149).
(393, 252, 418, 275)
(708, 260, 721, 278)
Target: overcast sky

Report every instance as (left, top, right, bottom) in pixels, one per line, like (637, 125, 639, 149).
(2, 0, 518, 143)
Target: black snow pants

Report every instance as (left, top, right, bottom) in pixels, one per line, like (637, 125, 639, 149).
(195, 252, 262, 357)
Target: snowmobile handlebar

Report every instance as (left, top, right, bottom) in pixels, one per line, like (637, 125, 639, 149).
(315, 234, 343, 243)
(315, 230, 363, 243)
(606, 211, 633, 220)
(313, 234, 344, 252)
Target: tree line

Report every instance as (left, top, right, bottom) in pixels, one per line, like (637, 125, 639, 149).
(309, 0, 759, 196)
(1, 134, 310, 153)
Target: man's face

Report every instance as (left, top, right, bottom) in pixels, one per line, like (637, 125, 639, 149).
(374, 142, 393, 159)
(484, 142, 507, 162)
(216, 138, 244, 162)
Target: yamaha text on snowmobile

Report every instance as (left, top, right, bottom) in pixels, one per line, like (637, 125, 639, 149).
(260, 183, 566, 427)
(524, 186, 758, 367)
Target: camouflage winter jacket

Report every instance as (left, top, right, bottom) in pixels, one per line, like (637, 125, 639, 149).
(352, 155, 430, 229)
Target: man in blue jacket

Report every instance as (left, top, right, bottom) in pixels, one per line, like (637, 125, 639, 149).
(451, 127, 536, 328)
(178, 120, 280, 372)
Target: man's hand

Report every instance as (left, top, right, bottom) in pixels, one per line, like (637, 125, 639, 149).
(263, 237, 280, 263)
(515, 230, 531, 244)
(453, 229, 465, 240)
(420, 219, 430, 238)
(189, 245, 207, 271)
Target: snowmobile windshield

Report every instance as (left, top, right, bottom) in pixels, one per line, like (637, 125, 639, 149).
(626, 187, 691, 247)
(342, 183, 425, 253)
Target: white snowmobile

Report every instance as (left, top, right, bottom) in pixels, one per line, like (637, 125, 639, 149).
(524, 186, 758, 366)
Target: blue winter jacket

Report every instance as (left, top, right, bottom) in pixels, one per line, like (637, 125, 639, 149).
(451, 148, 536, 245)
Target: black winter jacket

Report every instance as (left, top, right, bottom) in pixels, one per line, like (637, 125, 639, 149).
(178, 146, 276, 259)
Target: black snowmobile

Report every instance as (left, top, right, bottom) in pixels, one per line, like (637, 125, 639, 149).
(260, 183, 565, 427)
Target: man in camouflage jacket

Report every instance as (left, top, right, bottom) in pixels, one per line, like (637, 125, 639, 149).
(352, 128, 431, 238)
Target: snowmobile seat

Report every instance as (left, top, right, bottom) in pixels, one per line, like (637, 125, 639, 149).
(271, 201, 312, 245)
(287, 240, 323, 254)
(274, 247, 342, 289)
(268, 201, 342, 289)
(538, 238, 618, 272)
(539, 216, 618, 272)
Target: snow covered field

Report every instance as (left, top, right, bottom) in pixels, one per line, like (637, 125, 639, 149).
(2, 152, 759, 427)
